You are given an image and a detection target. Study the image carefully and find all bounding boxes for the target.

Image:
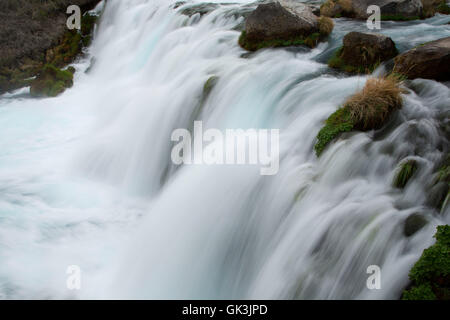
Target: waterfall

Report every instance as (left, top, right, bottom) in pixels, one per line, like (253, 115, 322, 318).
(0, 0, 449, 299)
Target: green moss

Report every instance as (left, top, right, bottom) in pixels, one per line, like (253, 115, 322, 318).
(314, 107, 354, 156)
(403, 225, 450, 300)
(434, 155, 450, 211)
(393, 160, 418, 189)
(48, 13, 97, 67)
(30, 64, 74, 97)
(203, 76, 218, 96)
(81, 13, 98, 36)
(402, 283, 437, 300)
(380, 15, 420, 21)
(238, 31, 325, 52)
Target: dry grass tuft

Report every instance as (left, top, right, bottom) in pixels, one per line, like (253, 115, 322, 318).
(320, 0, 353, 17)
(338, 0, 353, 13)
(318, 16, 334, 36)
(421, 0, 442, 17)
(320, 0, 336, 17)
(344, 75, 404, 130)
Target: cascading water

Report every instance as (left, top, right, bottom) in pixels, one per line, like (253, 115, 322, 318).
(0, 0, 449, 299)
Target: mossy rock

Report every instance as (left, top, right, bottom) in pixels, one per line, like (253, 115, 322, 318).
(328, 47, 368, 73)
(393, 160, 418, 189)
(314, 107, 354, 156)
(328, 32, 398, 74)
(427, 154, 450, 211)
(203, 76, 218, 97)
(402, 225, 450, 300)
(314, 76, 403, 156)
(30, 64, 74, 97)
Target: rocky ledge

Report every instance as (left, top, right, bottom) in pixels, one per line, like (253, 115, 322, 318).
(0, 0, 101, 95)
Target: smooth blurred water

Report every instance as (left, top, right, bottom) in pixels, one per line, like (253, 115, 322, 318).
(0, 0, 449, 299)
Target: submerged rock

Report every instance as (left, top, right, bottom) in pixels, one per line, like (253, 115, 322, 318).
(393, 37, 450, 81)
(329, 32, 398, 73)
(404, 213, 428, 237)
(239, 1, 328, 51)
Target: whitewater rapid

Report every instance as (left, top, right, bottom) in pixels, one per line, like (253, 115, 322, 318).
(0, 0, 449, 299)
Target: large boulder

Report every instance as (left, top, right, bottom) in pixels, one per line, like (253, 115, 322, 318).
(393, 37, 450, 81)
(321, 0, 423, 19)
(329, 32, 398, 73)
(239, 1, 324, 51)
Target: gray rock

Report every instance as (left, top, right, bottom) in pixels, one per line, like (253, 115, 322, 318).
(393, 37, 450, 81)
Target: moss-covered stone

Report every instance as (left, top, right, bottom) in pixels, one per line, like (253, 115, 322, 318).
(429, 154, 450, 211)
(203, 76, 218, 97)
(0, 1, 100, 95)
(393, 160, 418, 189)
(328, 47, 369, 74)
(314, 107, 354, 156)
(0, 13, 97, 95)
(47, 13, 97, 68)
(328, 32, 398, 74)
(314, 76, 403, 156)
(30, 64, 74, 97)
(402, 225, 450, 300)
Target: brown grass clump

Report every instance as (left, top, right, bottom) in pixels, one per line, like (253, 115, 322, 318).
(320, 0, 335, 17)
(338, 0, 353, 13)
(320, 0, 353, 17)
(421, 0, 442, 17)
(318, 16, 334, 36)
(344, 75, 404, 130)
